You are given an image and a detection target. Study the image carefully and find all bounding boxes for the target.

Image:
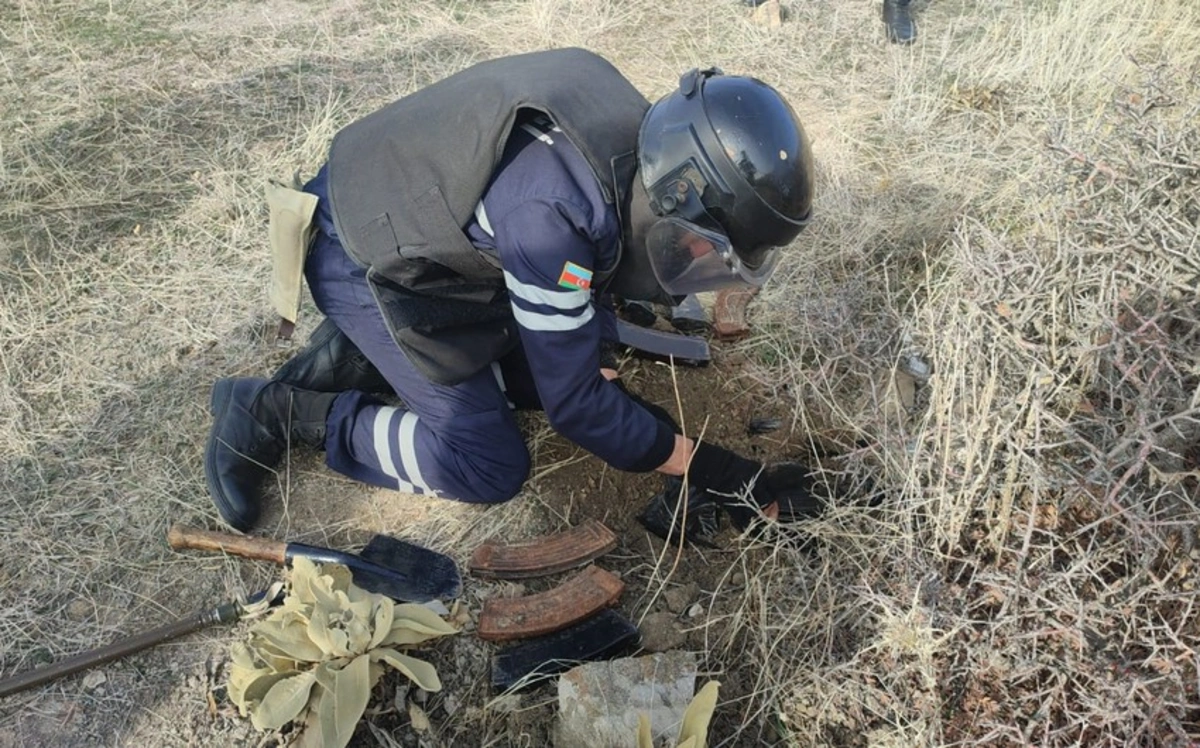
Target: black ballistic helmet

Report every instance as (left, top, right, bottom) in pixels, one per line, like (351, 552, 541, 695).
(636, 67, 813, 295)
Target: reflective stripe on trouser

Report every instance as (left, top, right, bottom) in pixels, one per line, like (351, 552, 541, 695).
(306, 220, 534, 504)
(328, 404, 433, 495)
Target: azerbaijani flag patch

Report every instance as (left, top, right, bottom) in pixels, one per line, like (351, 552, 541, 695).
(557, 261, 593, 290)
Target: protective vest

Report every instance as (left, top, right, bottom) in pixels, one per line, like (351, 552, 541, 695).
(325, 48, 650, 385)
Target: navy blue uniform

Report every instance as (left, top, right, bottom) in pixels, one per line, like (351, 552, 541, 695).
(303, 116, 676, 504)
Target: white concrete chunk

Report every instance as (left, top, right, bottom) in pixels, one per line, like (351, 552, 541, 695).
(556, 651, 698, 748)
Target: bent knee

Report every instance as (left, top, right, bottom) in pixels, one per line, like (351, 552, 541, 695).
(420, 410, 530, 504)
(424, 443, 529, 505)
(461, 448, 530, 504)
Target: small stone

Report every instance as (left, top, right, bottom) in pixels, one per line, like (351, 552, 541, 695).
(749, 0, 783, 28)
(66, 600, 91, 621)
(639, 611, 686, 652)
(902, 354, 931, 382)
(408, 702, 430, 732)
(82, 671, 107, 690)
(500, 582, 526, 598)
(53, 699, 80, 725)
(393, 683, 410, 713)
(441, 693, 460, 717)
(557, 652, 697, 748)
(731, 572, 746, 587)
(686, 603, 704, 619)
(663, 582, 699, 614)
(488, 694, 523, 714)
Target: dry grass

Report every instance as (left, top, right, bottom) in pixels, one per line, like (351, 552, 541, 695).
(2, 0, 1199, 746)
(733, 1, 1200, 745)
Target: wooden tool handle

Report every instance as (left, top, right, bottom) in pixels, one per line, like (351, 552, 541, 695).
(167, 525, 288, 564)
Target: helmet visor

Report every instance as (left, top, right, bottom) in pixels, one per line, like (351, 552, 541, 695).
(646, 217, 779, 296)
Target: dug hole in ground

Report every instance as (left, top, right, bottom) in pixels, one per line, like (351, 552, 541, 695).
(2, 0, 1199, 745)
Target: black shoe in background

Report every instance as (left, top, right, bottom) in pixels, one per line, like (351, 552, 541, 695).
(883, 0, 917, 44)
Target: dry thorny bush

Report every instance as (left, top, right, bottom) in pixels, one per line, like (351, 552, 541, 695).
(719, 61, 1200, 747)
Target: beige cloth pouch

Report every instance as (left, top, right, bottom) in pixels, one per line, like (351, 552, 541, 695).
(265, 176, 319, 339)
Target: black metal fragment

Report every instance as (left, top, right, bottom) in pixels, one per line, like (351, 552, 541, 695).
(747, 416, 783, 435)
(491, 609, 640, 691)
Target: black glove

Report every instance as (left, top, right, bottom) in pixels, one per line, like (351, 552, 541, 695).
(686, 441, 763, 497)
(688, 443, 824, 530)
(722, 462, 824, 530)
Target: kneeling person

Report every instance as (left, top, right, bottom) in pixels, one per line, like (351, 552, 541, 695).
(204, 48, 816, 534)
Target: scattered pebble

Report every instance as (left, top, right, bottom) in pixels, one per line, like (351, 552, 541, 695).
(66, 600, 91, 621)
(639, 612, 686, 652)
(488, 694, 523, 714)
(902, 354, 931, 382)
(408, 702, 430, 732)
(686, 603, 704, 619)
(393, 683, 410, 713)
(664, 582, 699, 614)
(82, 671, 107, 691)
(499, 582, 526, 598)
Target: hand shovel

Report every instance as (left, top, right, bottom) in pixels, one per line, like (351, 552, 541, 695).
(167, 525, 460, 603)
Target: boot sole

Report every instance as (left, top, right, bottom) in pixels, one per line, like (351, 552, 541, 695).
(204, 379, 255, 532)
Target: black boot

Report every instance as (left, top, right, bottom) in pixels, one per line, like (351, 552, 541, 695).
(204, 377, 338, 532)
(883, 0, 916, 44)
(272, 317, 393, 395)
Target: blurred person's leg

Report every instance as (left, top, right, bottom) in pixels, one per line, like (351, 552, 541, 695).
(883, 0, 916, 44)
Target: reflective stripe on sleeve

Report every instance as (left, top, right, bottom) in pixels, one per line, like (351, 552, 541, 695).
(503, 270, 588, 310)
(510, 303, 595, 332)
